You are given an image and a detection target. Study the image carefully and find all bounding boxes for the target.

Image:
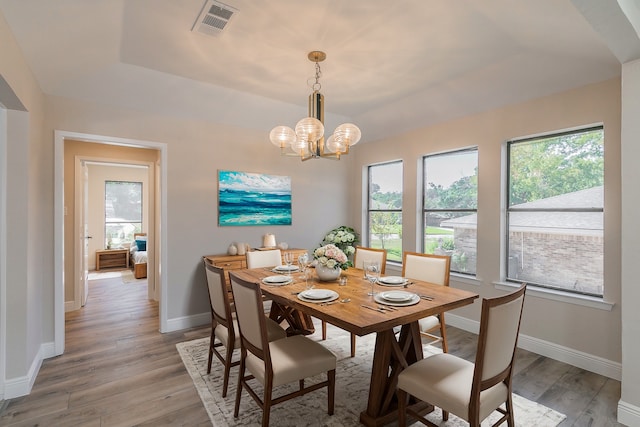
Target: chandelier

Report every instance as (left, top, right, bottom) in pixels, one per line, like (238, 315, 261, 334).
(269, 51, 361, 160)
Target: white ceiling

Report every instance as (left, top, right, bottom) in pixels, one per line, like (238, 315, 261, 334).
(0, 0, 637, 142)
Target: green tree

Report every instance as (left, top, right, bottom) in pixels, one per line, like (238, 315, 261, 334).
(509, 129, 603, 205)
(425, 170, 477, 210)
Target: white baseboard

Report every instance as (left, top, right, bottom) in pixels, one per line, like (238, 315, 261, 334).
(3, 342, 50, 399)
(446, 313, 622, 380)
(618, 399, 640, 426)
(165, 311, 210, 332)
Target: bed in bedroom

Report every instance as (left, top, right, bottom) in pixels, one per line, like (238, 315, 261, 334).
(130, 233, 148, 279)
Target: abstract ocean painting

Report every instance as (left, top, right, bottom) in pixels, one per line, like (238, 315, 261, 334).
(218, 170, 292, 226)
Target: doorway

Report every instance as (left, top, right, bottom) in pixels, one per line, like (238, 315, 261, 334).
(54, 130, 168, 357)
(76, 160, 153, 307)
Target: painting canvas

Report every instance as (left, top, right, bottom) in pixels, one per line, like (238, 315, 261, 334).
(218, 170, 292, 226)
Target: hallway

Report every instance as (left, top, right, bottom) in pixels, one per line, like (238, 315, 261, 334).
(0, 274, 210, 426)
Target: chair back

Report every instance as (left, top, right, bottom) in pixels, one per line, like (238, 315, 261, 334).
(401, 251, 450, 286)
(229, 272, 269, 358)
(246, 249, 282, 269)
(354, 246, 387, 274)
(203, 261, 232, 326)
(472, 284, 526, 395)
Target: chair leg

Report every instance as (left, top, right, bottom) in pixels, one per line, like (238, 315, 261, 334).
(322, 320, 327, 340)
(233, 360, 244, 418)
(397, 388, 407, 427)
(207, 330, 215, 374)
(443, 409, 449, 421)
(327, 369, 336, 415)
(506, 392, 515, 427)
(222, 339, 234, 397)
(262, 384, 272, 427)
(439, 313, 448, 353)
(350, 333, 356, 357)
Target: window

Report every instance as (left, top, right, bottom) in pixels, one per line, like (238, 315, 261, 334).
(422, 148, 478, 275)
(367, 161, 403, 262)
(507, 126, 604, 297)
(105, 181, 142, 247)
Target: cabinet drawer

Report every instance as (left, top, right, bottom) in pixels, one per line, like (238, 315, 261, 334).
(212, 260, 244, 270)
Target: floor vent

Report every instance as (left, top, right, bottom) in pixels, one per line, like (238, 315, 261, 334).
(192, 0, 237, 36)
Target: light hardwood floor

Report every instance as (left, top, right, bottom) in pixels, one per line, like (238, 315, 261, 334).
(0, 273, 623, 426)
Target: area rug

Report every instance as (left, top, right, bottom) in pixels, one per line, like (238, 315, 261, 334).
(120, 269, 141, 283)
(177, 323, 566, 427)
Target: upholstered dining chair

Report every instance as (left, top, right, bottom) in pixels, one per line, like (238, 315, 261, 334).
(321, 246, 388, 357)
(353, 246, 387, 271)
(246, 249, 282, 269)
(401, 251, 451, 352)
(229, 272, 337, 427)
(203, 260, 287, 397)
(397, 284, 527, 427)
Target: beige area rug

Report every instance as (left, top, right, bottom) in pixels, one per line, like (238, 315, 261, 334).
(177, 322, 566, 427)
(87, 269, 142, 283)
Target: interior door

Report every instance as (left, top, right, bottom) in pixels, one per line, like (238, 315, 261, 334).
(80, 162, 90, 306)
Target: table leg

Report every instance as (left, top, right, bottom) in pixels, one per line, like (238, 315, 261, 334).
(359, 322, 432, 427)
(268, 302, 315, 335)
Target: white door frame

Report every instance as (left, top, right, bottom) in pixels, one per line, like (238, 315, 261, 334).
(54, 130, 169, 356)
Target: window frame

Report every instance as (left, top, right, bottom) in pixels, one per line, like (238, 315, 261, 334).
(505, 125, 604, 297)
(366, 160, 403, 263)
(421, 147, 478, 276)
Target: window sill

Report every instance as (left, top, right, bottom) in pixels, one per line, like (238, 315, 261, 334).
(494, 281, 614, 311)
(451, 273, 482, 287)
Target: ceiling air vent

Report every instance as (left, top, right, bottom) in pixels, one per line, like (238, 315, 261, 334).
(192, 0, 237, 36)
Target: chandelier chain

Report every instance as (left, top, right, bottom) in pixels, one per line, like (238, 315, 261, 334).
(311, 61, 322, 92)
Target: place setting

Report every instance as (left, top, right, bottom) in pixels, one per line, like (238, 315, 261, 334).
(271, 264, 299, 274)
(297, 288, 340, 304)
(261, 275, 293, 286)
(374, 290, 420, 307)
(376, 275, 409, 287)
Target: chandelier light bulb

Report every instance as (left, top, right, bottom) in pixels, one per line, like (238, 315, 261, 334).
(333, 123, 361, 146)
(295, 117, 324, 142)
(269, 126, 297, 148)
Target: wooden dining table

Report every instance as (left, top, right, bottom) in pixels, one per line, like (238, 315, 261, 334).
(231, 266, 479, 427)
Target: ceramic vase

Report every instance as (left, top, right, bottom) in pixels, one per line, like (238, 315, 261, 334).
(316, 264, 341, 281)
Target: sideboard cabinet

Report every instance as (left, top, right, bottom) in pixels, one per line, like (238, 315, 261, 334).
(204, 248, 308, 288)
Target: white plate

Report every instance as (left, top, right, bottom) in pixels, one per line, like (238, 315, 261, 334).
(374, 293, 420, 307)
(377, 276, 408, 287)
(273, 265, 299, 272)
(299, 289, 336, 300)
(298, 291, 339, 304)
(379, 290, 414, 302)
(262, 275, 292, 285)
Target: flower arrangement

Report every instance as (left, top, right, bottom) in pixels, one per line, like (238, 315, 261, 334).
(320, 226, 359, 262)
(313, 244, 350, 270)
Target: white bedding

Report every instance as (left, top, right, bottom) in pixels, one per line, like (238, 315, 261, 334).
(132, 250, 147, 264)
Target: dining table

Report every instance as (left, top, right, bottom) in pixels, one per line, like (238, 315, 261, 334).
(231, 266, 479, 427)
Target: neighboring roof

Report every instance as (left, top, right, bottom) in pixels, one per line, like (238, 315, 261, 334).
(442, 186, 603, 235)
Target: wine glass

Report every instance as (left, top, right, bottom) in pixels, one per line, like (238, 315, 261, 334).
(298, 253, 310, 288)
(284, 251, 294, 280)
(364, 260, 380, 297)
(298, 253, 309, 271)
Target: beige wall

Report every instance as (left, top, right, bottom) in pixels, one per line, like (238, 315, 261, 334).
(351, 78, 622, 363)
(63, 140, 156, 304)
(47, 95, 352, 322)
(0, 11, 47, 382)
